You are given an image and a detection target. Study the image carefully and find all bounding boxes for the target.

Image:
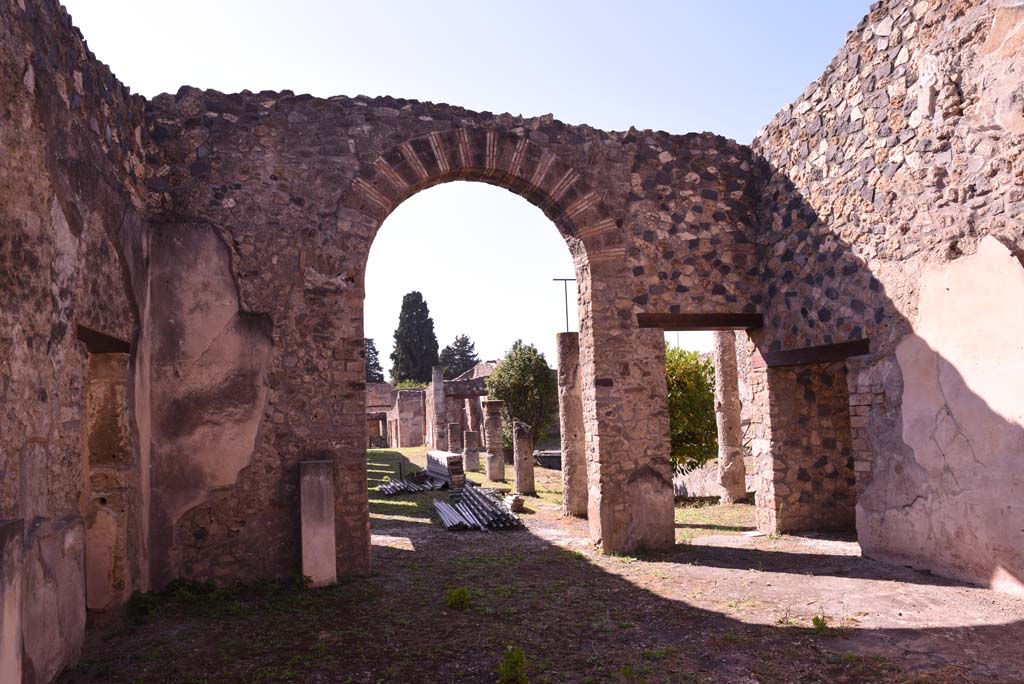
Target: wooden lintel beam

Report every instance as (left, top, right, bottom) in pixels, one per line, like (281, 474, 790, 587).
(75, 324, 131, 354)
(759, 338, 870, 368)
(636, 312, 764, 331)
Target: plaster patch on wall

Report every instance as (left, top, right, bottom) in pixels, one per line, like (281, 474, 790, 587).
(891, 236, 1024, 594)
(148, 223, 273, 586)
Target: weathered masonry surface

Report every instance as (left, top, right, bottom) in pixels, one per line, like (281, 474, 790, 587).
(1, 0, 1023, 679)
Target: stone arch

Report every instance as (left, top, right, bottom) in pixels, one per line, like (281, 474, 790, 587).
(330, 124, 673, 561)
(338, 127, 625, 266)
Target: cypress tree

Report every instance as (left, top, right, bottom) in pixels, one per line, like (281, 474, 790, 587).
(364, 338, 385, 384)
(389, 291, 439, 383)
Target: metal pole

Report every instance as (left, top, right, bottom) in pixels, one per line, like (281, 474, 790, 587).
(565, 278, 573, 331)
(553, 278, 576, 333)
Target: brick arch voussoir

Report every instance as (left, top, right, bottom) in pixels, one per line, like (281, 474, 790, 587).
(340, 127, 610, 245)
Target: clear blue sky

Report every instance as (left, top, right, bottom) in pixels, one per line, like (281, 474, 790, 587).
(65, 0, 869, 368)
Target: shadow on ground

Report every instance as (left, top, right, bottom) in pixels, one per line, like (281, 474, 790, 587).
(60, 450, 1024, 684)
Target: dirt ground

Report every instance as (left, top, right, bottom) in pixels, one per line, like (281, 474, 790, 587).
(62, 448, 1024, 684)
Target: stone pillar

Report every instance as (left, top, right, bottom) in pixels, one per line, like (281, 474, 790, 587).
(300, 461, 337, 588)
(482, 400, 505, 482)
(465, 397, 482, 434)
(462, 431, 481, 472)
(447, 423, 463, 452)
(556, 332, 587, 517)
(430, 366, 447, 450)
(713, 331, 746, 503)
(512, 421, 536, 495)
(584, 322, 674, 555)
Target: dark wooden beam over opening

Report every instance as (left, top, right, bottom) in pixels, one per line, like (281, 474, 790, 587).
(636, 312, 764, 331)
(759, 338, 870, 368)
(76, 324, 131, 354)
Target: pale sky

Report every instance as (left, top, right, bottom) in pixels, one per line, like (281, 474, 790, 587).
(64, 0, 869, 366)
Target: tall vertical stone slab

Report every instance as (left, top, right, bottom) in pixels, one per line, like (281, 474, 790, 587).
(712, 332, 746, 503)
(20, 517, 86, 684)
(0, 521, 23, 684)
(482, 400, 505, 482)
(429, 367, 447, 450)
(462, 431, 481, 472)
(556, 332, 587, 517)
(512, 421, 536, 496)
(300, 461, 337, 588)
(447, 423, 463, 452)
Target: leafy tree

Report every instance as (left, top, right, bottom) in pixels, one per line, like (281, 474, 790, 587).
(487, 340, 558, 446)
(364, 338, 385, 384)
(439, 334, 481, 379)
(665, 345, 717, 474)
(389, 291, 439, 383)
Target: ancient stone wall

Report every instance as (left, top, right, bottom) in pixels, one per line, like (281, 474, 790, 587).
(366, 382, 395, 410)
(139, 85, 772, 570)
(0, 0, 150, 679)
(754, 363, 857, 532)
(672, 457, 756, 499)
(0, 0, 146, 533)
(752, 0, 1024, 592)
(388, 390, 425, 448)
(7, 5, 1020, 658)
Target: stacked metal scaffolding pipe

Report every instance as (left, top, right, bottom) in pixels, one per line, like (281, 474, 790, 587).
(433, 486, 523, 531)
(378, 476, 447, 496)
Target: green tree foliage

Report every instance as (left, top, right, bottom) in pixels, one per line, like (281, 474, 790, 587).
(439, 334, 481, 379)
(389, 291, 438, 383)
(487, 340, 557, 446)
(364, 338, 385, 384)
(665, 346, 717, 474)
(394, 379, 428, 389)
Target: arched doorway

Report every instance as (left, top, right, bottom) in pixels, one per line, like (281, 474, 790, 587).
(333, 128, 677, 571)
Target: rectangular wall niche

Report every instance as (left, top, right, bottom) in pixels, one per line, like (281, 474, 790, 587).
(83, 352, 134, 611)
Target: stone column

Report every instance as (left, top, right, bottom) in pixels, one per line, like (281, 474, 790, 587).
(713, 331, 746, 503)
(462, 430, 481, 472)
(429, 366, 447, 450)
(512, 420, 536, 495)
(465, 397, 482, 434)
(556, 332, 587, 517)
(482, 400, 505, 482)
(447, 423, 463, 452)
(299, 460, 337, 587)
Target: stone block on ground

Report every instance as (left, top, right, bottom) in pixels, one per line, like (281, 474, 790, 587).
(300, 461, 337, 588)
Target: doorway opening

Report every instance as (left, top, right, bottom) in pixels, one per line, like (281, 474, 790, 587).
(362, 181, 578, 533)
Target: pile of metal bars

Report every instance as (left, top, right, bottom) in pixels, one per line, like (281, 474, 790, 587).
(378, 472, 447, 495)
(433, 486, 523, 531)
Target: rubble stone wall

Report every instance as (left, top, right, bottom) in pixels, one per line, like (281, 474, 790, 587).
(141, 87, 771, 574)
(0, 0, 150, 680)
(752, 0, 1024, 591)
(755, 362, 857, 533)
